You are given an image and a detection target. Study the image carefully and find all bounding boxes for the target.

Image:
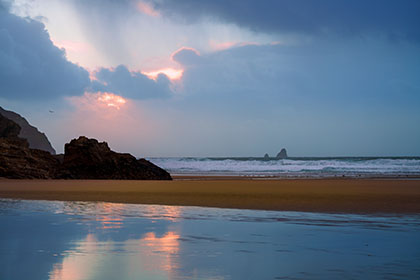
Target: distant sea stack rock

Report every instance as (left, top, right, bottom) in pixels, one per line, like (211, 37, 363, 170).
(276, 148, 288, 159)
(57, 136, 172, 180)
(0, 106, 56, 154)
(263, 153, 270, 160)
(0, 114, 59, 179)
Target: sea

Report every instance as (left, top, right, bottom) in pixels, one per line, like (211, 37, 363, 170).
(149, 156, 420, 178)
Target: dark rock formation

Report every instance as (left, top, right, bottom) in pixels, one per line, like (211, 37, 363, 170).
(263, 153, 270, 160)
(0, 113, 21, 138)
(0, 115, 171, 180)
(0, 106, 56, 154)
(56, 136, 172, 180)
(0, 114, 59, 179)
(276, 148, 288, 159)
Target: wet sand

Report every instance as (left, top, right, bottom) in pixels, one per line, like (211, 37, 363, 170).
(0, 178, 419, 213)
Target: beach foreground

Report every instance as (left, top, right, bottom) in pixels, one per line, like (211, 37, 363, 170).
(0, 178, 419, 213)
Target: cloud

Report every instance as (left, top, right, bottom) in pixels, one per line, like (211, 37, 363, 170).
(153, 0, 420, 42)
(90, 65, 172, 99)
(173, 41, 420, 116)
(0, 4, 173, 101)
(175, 44, 284, 96)
(137, 0, 160, 17)
(171, 47, 202, 66)
(0, 6, 90, 99)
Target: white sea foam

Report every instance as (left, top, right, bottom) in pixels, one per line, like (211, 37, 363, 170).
(149, 157, 420, 177)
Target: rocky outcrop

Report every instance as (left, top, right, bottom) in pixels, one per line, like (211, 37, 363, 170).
(0, 114, 59, 179)
(56, 136, 172, 180)
(263, 153, 270, 160)
(0, 115, 172, 180)
(0, 113, 21, 138)
(0, 106, 56, 154)
(276, 148, 288, 159)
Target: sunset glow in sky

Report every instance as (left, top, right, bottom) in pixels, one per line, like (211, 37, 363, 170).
(97, 92, 127, 109)
(142, 68, 183, 81)
(1, 0, 420, 156)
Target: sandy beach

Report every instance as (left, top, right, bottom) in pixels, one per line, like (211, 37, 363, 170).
(0, 178, 419, 214)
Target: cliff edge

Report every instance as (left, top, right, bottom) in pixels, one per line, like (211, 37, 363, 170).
(0, 106, 56, 154)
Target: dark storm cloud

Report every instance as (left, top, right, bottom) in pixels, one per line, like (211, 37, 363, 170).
(91, 65, 172, 99)
(0, 6, 90, 99)
(174, 41, 420, 110)
(153, 0, 420, 42)
(0, 3, 173, 101)
(67, 0, 420, 42)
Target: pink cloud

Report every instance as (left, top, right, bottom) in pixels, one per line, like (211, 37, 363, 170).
(69, 92, 127, 112)
(97, 92, 127, 109)
(136, 1, 160, 17)
(208, 40, 262, 51)
(209, 40, 237, 51)
(142, 68, 184, 81)
(170, 47, 200, 61)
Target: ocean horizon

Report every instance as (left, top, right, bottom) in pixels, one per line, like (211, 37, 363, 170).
(148, 156, 420, 178)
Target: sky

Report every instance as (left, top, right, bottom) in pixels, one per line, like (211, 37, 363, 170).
(0, 0, 419, 157)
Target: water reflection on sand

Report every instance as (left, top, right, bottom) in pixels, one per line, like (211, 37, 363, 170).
(49, 231, 182, 280)
(1, 199, 420, 280)
(49, 203, 184, 279)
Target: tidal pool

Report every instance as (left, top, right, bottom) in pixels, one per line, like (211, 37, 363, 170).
(1, 199, 420, 280)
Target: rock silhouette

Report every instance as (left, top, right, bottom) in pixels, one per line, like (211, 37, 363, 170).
(0, 113, 59, 178)
(0, 114, 171, 180)
(0, 106, 56, 154)
(276, 148, 288, 159)
(57, 136, 172, 180)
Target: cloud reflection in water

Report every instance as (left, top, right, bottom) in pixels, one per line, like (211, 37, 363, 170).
(1, 199, 419, 280)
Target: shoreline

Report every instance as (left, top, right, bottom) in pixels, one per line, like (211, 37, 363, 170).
(1, 178, 420, 214)
(172, 174, 420, 180)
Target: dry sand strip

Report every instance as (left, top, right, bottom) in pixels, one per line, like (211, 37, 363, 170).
(0, 179, 420, 214)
